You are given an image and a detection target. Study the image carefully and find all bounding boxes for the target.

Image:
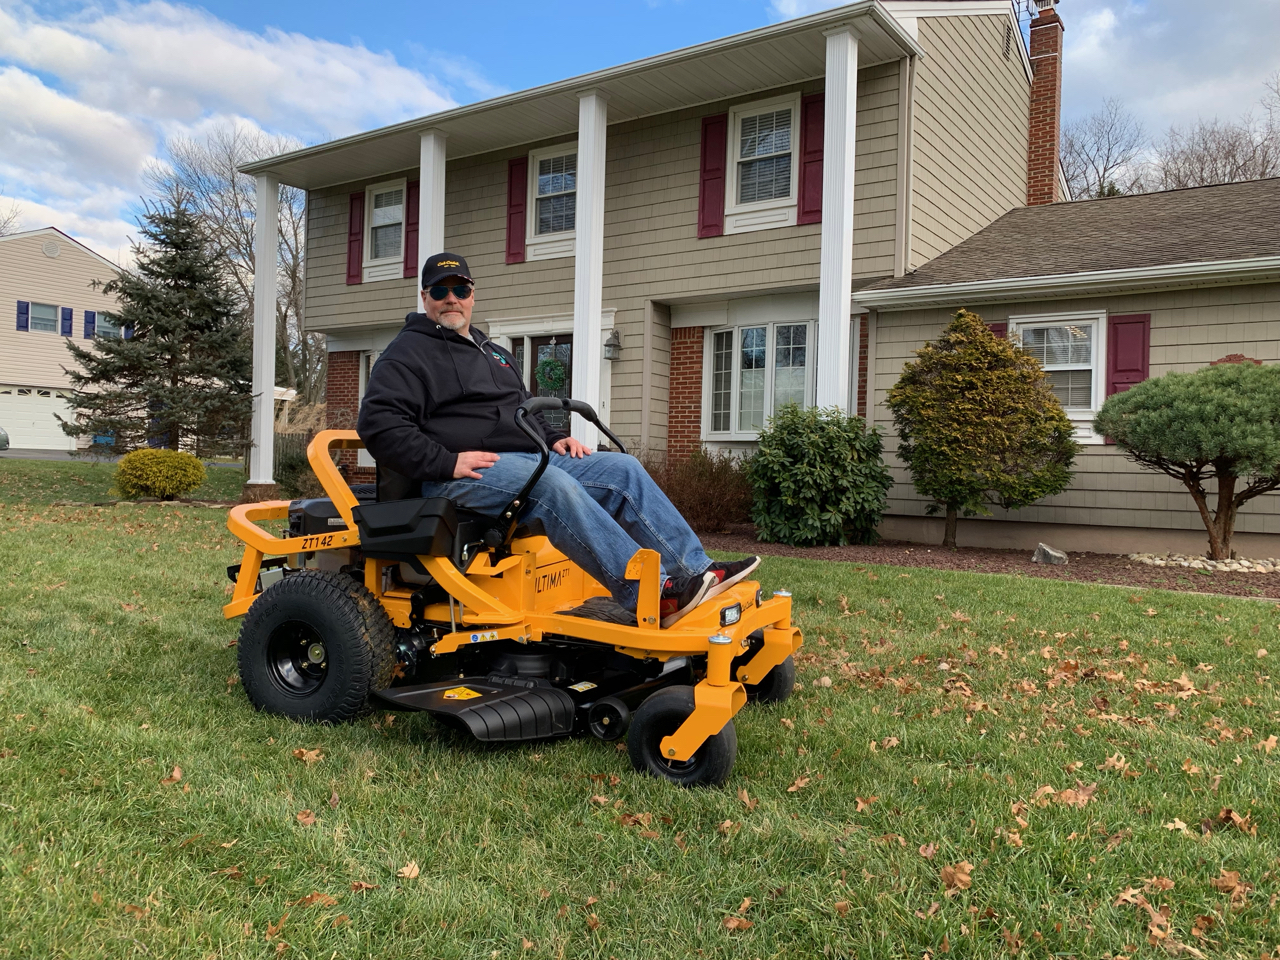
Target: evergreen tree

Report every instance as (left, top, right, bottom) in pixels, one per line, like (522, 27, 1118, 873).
(886, 310, 1079, 548)
(62, 197, 252, 457)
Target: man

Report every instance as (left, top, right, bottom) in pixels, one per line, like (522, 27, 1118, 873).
(357, 252, 759, 627)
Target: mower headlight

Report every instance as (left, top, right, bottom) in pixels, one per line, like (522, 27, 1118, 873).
(720, 602, 741, 627)
(755, 587, 763, 607)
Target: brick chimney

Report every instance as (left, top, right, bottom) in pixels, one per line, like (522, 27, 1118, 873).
(1026, 0, 1064, 205)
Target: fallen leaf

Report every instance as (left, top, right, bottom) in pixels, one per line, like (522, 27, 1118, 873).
(1210, 869, 1253, 905)
(291, 748, 323, 765)
(1098, 752, 1130, 773)
(289, 891, 338, 907)
(1114, 887, 1143, 906)
(159, 765, 182, 785)
(1217, 808, 1259, 836)
(718, 820, 741, 836)
(328, 790, 339, 810)
(586, 913, 601, 932)
(1144, 877, 1175, 892)
(589, 795, 609, 805)
(295, 809, 316, 827)
(1257, 648, 1269, 658)
(1191, 915, 1215, 938)
(211, 866, 243, 879)
(639, 830, 660, 839)
(1056, 781, 1098, 808)
(122, 903, 148, 917)
(919, 843, 937, 859)
(855, 796, 879, 812)
(265, 912, 288, 941)
(780, 717, 795, 730)
(1256, 735, 1277, 754)
(1165, 818, 1189, 834)
(1182, 759, 1202, 776)
(350, 881, 379, 892)
(737, 897, 753, 914)
(738, 788, 758, 811)
(397, 861, 420, 880)
(834, 900, 850, 917)
(941, 861, 973, 897)
(332, 915, 349, 928)
(722, 916, 753, 931)
(786, 776, 811, 793)
(522, 938, 533, 950)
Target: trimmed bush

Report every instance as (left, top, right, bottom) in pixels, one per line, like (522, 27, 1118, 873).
(115, 449, 206, 500)
(640, 448, 753, 534)
(748, 403, 891, 546)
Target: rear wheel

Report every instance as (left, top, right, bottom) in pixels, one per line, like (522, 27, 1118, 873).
(745, 655, 796, 704)
(238, 571, 394, 723)
(627, 686, 736, 787)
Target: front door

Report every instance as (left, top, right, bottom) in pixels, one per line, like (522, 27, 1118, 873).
(530, 334, 573, 432)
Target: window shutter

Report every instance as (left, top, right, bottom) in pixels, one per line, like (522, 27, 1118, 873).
(402, 180, 420, 280)
(797, 93, 825, 225)
(84, 310, 96, 338)
(16, 300, 29, 331)
(1106, 314, 1150, 396)
(123, 322, 134, 339)
(987, 322, 1007, 338)
(60, 306, 73, 336)
(697, 114, 728, 239)
(506, 157, 528, 264)
(346, 192, 365, 285)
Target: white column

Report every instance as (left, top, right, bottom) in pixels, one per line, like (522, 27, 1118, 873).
(572, 89, 609, 449)
(248, 174, 279, 487)
(815, 26, 859, 411)
(418, 128, 447, 278)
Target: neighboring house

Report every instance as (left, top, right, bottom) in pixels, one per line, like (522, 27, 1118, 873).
(0, 228, 121, 451)
(858, 178, 1280, 554)
(240, 0, 1067, 487)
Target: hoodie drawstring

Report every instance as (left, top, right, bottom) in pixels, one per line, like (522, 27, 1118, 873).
(438, 323, 467, 396)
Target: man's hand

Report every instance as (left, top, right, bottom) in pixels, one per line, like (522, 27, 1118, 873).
(553, 437, 593, 459)
(454, 451, 500, 479)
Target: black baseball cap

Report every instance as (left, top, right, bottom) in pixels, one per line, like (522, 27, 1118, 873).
(421, 252, 473, 290)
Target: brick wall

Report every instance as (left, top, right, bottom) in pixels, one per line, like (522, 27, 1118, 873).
(1026, 5, 1064, 206)
(668, 327, 704, 459)
(326, 350, 375, 483)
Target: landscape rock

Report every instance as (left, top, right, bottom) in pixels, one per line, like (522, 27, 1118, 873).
(1031, 542, 1068, 565)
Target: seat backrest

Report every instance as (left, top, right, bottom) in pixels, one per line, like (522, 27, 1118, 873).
(352, 497, 459, 563)
(376, 464, 418, 503)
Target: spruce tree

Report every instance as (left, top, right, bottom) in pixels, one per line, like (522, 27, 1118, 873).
(62, 197, 252, 457)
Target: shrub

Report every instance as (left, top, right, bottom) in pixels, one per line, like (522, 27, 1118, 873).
(748, 403, 891, 546)
(274, 434, 325, 500)
(1094, 361, 1280, 560)
(640, 448, 753, 534)
(115, 449, 206, 500)
(886, 309, 1079, 548)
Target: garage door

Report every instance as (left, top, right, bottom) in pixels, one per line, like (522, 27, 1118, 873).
(0, 385, 77, 451)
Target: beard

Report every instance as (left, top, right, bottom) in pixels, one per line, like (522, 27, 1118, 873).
(434, 309, 469, 331)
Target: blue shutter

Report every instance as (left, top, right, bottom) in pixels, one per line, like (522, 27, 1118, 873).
(123, 322, 134, 339)
(84, 310, 96, 338)
(60, 307, 73, 337)
(16, 300, 29, 331)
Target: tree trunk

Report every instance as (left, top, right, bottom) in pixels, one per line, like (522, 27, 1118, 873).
(943, 505, 958, 549)
(1213, 470, 1238, 559)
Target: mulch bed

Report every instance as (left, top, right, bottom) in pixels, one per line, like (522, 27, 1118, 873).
(702, 526, 1280, 601)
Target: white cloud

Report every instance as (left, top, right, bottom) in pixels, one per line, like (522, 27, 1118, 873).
(0, 0, 466, 254)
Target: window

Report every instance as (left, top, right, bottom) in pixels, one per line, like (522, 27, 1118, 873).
(525, 143, 578, 261)
(707, 321, 813, 438)
(362, 180, 406, 281)
(724, 94, 800, 234)
(97, 312, 122, 338)
(1008, 312, 1107, 442)
(29, 303, 58, 333)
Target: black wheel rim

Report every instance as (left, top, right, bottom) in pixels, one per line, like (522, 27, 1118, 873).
(266, 620, 329, 696)
(653, 718, 702, 774)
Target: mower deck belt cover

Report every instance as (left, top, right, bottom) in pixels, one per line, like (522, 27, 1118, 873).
(378, 676, 576, 741)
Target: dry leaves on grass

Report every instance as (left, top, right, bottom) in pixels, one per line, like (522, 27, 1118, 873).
(350, 881, 379, 892)
(1210, 869, 1253, 905)
(855, 796, 878, 812)
(1030, 781, 1097, 809)
(1115, 891, 1207, 958)
(919, 843, 937, 860)
(1213, 808, 1259, 837)
(1257, 735, 1278, 754)
(288, 891, 338, 907)
(941, 861, 973, 897)
(159, 765, 182, 786)
(265, 913, 288, 941)
(292, 748, 323, 765)
(295, 810, 317, 827)
(1165, 818, 1190, 834)
(617, 812, 653, 828)
(738, 788, 758, 811)
(786, 776, 811, 793)
(397, 862, 420, 880)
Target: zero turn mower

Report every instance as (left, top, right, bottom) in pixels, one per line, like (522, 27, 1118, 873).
(222, 399, 802, 787)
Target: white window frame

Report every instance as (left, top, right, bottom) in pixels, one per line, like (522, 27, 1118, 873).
(525, 141, 578, 262)
(724, 93, 801, 236)
(1007, 310, 1108, 445)
(28, 302, 59, 334)
(701, 319, 816, 441)
(362, 179, 407, 282)
(96, 311, 122, 338)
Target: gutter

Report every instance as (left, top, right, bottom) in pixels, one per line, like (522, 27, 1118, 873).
(855, 256, 1280, 310)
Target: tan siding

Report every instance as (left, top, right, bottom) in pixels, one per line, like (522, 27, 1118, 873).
(909, 15, 1030, 267)
(871, 283, 1280, 535)
(0, 233, 120, 389)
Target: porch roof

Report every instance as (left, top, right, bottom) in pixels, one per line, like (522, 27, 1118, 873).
(240, 0, 920, 191)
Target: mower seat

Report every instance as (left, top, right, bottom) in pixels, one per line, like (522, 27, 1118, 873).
(352, 496, 546, 573)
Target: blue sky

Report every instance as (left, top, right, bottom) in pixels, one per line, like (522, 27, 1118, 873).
(2, 0, 1277, 260)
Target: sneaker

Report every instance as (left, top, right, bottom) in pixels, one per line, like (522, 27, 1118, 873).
(704, 556, 762, 601)
(659, 570, 717, 628)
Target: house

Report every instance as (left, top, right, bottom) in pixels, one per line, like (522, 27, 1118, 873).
(1, 227, 121, 451)
(858, 177, 1280, 555)
(240, 0, 1065, 490)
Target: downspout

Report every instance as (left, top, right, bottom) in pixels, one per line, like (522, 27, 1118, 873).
(893, 54, 917, 278)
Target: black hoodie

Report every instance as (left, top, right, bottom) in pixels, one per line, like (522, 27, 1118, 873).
(357, 313, 567, 482)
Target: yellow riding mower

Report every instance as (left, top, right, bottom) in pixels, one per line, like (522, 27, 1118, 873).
(223, 399, 802, 787)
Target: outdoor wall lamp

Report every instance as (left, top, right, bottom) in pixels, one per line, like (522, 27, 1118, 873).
(603, 329, 623, 361)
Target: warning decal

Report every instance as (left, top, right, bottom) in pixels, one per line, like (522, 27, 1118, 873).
(442, 686, 482, 700)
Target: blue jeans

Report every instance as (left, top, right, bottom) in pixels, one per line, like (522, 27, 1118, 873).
(421, 451, 712, 611)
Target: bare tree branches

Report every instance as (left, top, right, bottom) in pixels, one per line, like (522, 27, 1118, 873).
(0, 197, 21, 237)
(146, 123, 325, 404)
(1145, 116, 1280, 191)
(1060, 98, 1145, 199)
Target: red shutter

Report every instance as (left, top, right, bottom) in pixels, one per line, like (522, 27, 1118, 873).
(346, 192, 364, 285)
(987, 322, 1007, 338)
(797, 93, 825, 225)
(697, 114, 728, 238)
(506, 157, 528, 264)
(1107, 314, 1151, 396)
(403, 180, 420, 280)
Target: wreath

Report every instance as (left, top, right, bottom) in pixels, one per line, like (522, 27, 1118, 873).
(535, 356, 568, 392)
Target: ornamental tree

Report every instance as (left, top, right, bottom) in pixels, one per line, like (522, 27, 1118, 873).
(886, 310, 1079, 548)
(1093, 360, 1280, 560)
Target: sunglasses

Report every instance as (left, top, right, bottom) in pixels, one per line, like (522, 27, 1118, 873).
(427, 284, 474, 301)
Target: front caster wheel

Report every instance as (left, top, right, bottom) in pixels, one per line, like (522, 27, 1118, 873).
(745, 655, 796, 704)
(627, 686, 736, 787)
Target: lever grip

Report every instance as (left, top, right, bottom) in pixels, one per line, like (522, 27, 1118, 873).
(517, 396, 599, 419)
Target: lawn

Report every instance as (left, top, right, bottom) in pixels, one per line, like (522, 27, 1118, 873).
(2, 488, 1279, 957)
(0, 456, 245, 505)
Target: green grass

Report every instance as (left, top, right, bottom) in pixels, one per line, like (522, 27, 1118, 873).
(2, 499, 1278, 958)
(0, 456, 245, 504)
